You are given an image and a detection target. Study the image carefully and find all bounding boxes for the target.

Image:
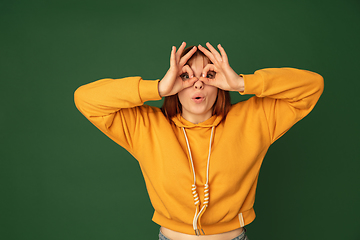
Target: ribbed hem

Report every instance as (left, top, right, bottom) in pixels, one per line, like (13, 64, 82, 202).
(152, 208, 255, 235)
(240, 73, 264, 97)
(139, 79, 162, 102)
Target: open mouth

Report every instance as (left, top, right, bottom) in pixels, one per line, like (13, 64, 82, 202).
(192, 96, 204, 103)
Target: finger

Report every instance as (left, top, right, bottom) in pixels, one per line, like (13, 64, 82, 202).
(179, 46, 197, 66)
(180, 65, 194, 79)
(217, 44, 228, 63)
(175, 42, 186, 63)
(206, 42, 223, 62)
(198, 44, 216, 63)
(202, 64, 216, 78)
(199, 76, 215, 87)
(182, 77, 198, 88)
(170, 46, 176, 67)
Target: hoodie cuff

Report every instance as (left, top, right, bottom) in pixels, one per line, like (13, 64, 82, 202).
(139, 79, 162, 102)
(239, 73, 264, 96)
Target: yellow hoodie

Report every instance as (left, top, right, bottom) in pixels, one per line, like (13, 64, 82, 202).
(74, 68, 323, 235)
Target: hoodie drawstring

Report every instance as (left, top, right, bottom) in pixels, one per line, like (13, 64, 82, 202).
(182, 126, 214, 235)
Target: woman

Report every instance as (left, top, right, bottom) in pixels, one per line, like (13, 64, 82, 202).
(74, 42, 324, 240)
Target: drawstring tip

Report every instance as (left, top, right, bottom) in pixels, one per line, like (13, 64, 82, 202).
(194, 228, 205, 236)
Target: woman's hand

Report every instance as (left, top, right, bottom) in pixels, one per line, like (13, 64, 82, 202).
(198, 43, 244, 92)
(158, 42, 198, 97)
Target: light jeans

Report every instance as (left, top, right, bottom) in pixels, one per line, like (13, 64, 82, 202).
(159, 228, 249, 240)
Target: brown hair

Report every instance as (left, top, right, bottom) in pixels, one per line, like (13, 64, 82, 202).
(161, 46, 231, 121)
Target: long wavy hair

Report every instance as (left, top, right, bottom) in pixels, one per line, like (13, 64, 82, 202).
(161, 46, 231, 121)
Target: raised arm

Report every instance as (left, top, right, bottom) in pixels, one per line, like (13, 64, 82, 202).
(74, 42, 198, 152)
(74, 77, 161, 151)
(240, 67, 324, 143)
(74, 77, 160, 116)
(197, 43, 324, 143)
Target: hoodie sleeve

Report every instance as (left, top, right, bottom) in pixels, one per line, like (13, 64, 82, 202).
(240, 68, 324, 143)
(74, 77, 162, 152)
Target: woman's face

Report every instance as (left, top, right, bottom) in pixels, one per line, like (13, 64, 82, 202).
(178, 55, 218, 124)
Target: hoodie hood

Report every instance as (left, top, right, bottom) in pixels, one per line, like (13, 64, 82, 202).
(171, 114, 223, 128)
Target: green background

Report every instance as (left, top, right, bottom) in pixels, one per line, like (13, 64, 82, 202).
(1, 0, 359, 239)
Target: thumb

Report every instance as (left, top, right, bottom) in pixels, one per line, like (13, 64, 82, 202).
(182, 77, 197, 89)
(200, 76, 217, 87)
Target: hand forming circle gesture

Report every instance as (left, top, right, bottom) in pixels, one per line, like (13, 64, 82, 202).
(158, 42, 198, 97)
(198, 43, 244, 92)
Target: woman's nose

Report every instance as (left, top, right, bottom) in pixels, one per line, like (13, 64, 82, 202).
(194, 79, 204, 89)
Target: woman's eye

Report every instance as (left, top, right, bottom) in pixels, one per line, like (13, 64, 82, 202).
(207, 71, 216, 79)
(180, 73, 189, 80)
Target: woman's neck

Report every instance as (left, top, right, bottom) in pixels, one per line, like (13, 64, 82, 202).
(181, 111, 213, 124)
